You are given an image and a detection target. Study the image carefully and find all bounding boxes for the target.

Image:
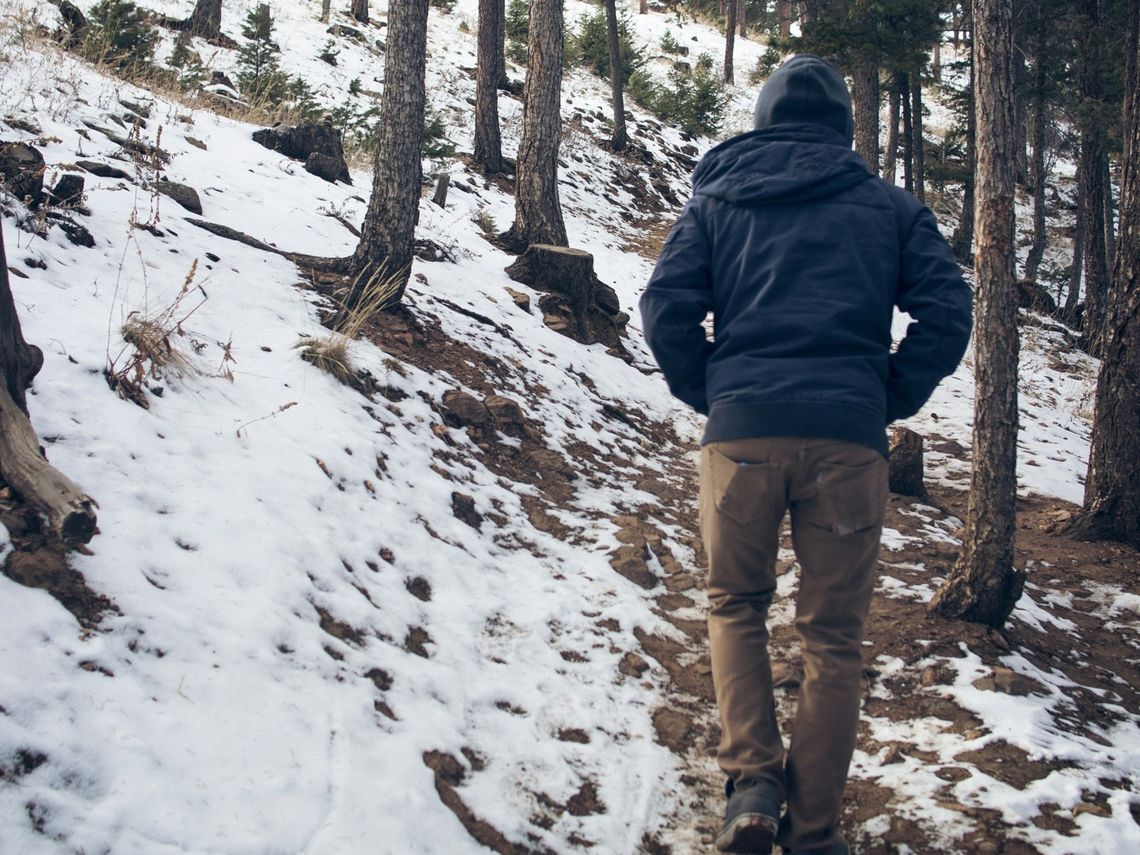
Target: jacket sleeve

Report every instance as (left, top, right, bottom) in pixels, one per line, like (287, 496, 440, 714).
(639, 200, 715, 414)
(888, 204, 974, 423)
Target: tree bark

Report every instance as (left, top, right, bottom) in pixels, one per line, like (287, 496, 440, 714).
(350, 0, 429, 305)
(1104, 154, 1116, 269)
(930, 0, 1025, 628)
(1079, 0, 1109, 356)
(724, 0, 737, 85)
(0, 227, 97, 546)
(188, 0, 222, 39)
(474, 0, 505, 173)
(321, 0, 331, 24)
(605, 0, 627, 150)
(640, 0, 648, 14)
(503, 0, 567, 251)
(351, 0, 369, 25)
(884, 81, 900, 184)
(1066, 181, 1086, 323)
(1069, 0, 1140, 548)
(739, 0, 747, 36)
(952, 34, 976, 264)
(778, 0, 793, 39)
(1023, 0, 1048, 284)
(901, 73, 913, 193)
(911, 73, 925, 202)
(852, 62, 879, 174)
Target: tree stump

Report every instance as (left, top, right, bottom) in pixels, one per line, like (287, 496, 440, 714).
(504, 244, 626, 348)
(889, 427, 927, 499)
(431, 173, 449, 208)
(0, 227, 97, 545)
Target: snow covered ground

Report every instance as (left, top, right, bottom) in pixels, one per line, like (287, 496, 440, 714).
(1, 2, 1135, 854)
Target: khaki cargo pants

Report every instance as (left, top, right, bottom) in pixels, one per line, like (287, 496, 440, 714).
(700, 437, 888, 852)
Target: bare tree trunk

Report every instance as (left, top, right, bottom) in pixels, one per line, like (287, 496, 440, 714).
(901, 72, 913, 193)
(911, 73, 925, 202)
(724, 0, 737, 85)
(930, 0, 1025, 628)
(350, 0, 429, 305)
(1104, 155, 1116, 269)
(1023, 0, 1048, 284)
(321, 0, 331, 24)
(188, 0, 222, 39)
(852, 64, 879, 174)
(952, 33, 976, 264)
(1069, 0, 1140, 549)
(640, 0, 648, 14)
(351, 0, 369, 25)
(605, 0, 627, 150)
(1079, 0, 1109, 356)
(503, 0, 567, 251)
(1066, 181, 1086, 322)
(474, 0, 505, 173)
(1012, 23, 1029, 186)
(933, 39, 942, 83)
(739, 0, 747, 36)
(884, 83, 900, 184)
(778, 0, 793, 38)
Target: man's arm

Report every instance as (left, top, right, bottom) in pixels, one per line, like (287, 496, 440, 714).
(888, 204, 974, 423)
(639, 200, 715, 414)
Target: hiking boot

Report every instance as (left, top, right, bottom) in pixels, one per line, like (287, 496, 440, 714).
(782, 834, 850, 855)
(715, 779, 781, 853)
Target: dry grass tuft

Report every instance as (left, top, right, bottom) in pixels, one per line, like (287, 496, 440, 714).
(298, 266, 407, 385)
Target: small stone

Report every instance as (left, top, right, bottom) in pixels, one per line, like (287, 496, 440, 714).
(505, 287, 531, 313)
(451, 492, 483, 530)
(619, 652, 650, 678)
(772, 661, 802, 689)
(609, 545, 657, 590)
(440, 389, 488, 428)
(1072, 802, 1111, 818)
(889, 427, 927, 498)
(484, 394, 525, 429)
(920, 665, 940, 687)
(75, 159, 131, 180)
(157, 180, 203, 215)
(882, 744, 905, 765)
(972, 666, 1043, 697)
(0, 141, 45, 206)
(185, 136, 208, 151)
(49, 173, 85, 206)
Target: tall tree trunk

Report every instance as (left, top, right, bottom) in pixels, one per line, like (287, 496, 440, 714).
(474, 0, 505, 173)
(1023, 0, 1048, 284)
(930, 0, 1025, 628)
(321, 0, 331, 24)
(640, 0, 648, 14)
(952, 32, 976, 264)
(351, 0, 369, 25)
(188, 0, 222, 39)
(350, 0, 429, 305)
(933, 39, 942, 83)
(884, 83, 900, 183)
(1069, 0, 1140, 548)
(911, 73, 925, 202)
(724, 0, 737, 85)
(901, 72, 914, 193)
(1012, 20, 1029, 186)
(605, 0, 627, 150)
(739, 0, 747, 36)
(0, 229, 43, 414)
(1078, 0, 1109, 356)
(1104, 155, 1116, 269)
(1066, 181, 1086, 322)
(778, 0, 793, 38)
(504, 0, 567, 250)
(852, 64, 879, 174)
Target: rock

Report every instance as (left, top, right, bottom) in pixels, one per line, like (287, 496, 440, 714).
(4, 115, 41, 135)
(210, 70, 237, 90)
(49, 173, 85, 206)
(50, 214, 95, 247)
(0, 141, 45, 206)
(484, 395, 526, 433)
(440, 389, 489, 428)
(327, 24, 366, 42)
(609, 544, 658, 590)
(772, 661, 802, 689)
(594, 281, 621, 316)
(889, 427, 927, 498)
(882, 744, 905, 765)
(619, 652, 649, 678)
(157, 180, 203, 215)
(972, 666, 1044, 697)
(119, 98, 151, 119)
(1072, 802, 1111, 818)
(185, 136, 208, 151)
(55, 0, 87, 48)
(505, 287, 531, 313)
(304, 151, 347, 183)
(252, 120, 351, 185)
(1017, 278, 1058, 314)
(451, 492, 483, 530)
(76, 159, 131, 180)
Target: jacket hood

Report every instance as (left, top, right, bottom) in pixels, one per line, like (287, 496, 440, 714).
(691, 124, 873, 205)
(753, 54, 854, 142)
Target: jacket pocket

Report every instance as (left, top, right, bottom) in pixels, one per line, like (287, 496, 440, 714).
(818, 457, 887, 535)
(708, 447, 781, 526)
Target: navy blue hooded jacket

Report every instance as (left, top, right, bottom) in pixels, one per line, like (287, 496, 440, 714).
(639, 55, 972, 455)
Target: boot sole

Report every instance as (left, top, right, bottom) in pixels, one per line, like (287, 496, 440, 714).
(714, 813, 778, 853)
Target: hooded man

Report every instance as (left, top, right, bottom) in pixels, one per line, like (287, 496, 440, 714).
(639, 55, 972, 854)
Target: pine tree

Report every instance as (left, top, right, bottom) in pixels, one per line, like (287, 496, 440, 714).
(236, 4, 286, 103)
(473, 0, 505, 173)
(502, 0, 567, 250)
(605, 0, 628, 149)
(930, 0, 1025, 628)
(350, 0, 430, 306)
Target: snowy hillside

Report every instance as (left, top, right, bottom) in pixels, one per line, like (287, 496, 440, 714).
(2, 2, 1138, 854)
